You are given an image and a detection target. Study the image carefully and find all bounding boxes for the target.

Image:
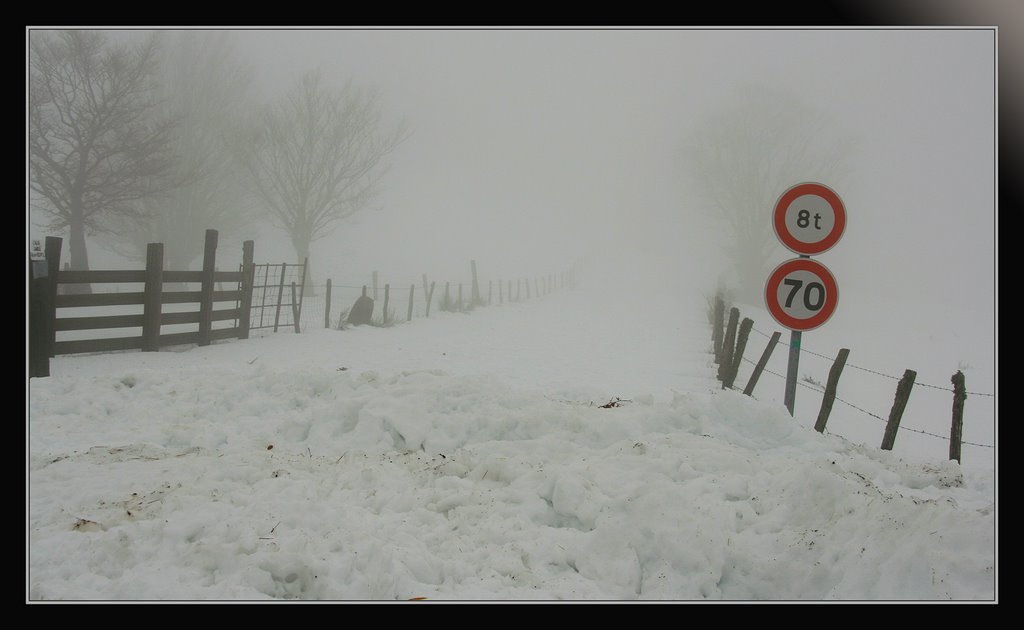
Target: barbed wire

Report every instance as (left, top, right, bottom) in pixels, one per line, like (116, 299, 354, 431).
(736, 356, 993, 449)
(747, 325, 993, 397)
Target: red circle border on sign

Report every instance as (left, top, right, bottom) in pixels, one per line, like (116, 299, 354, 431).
(773, 182, 846, 256)
(764, 258, 839, 331)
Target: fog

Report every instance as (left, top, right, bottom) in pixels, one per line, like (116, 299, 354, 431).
(214, 30, 992, 306)
(30, 26, 996, 376)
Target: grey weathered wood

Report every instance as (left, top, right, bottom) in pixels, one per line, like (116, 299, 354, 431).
(325, 279, 332, 328)
(383, 283, 391, 324)
(291, 282, 301, 333)
(142, 243, 163, 352)
(55, 313, 146, 331)
(718, 307, 739, 383)
(54, 335, 144, 355)
(57, 269, 147, 283)
(408, 284, 415, 322)
(273, 263, 287, 333)
(814, 348, 850, 433)
(44, 237, 62, 358)
(160, 311, 202, 325)
(743, 331, 781, 396)
(725, 317, 753, 389)
(712, 294, 725, 364)
(471, 260, 480, 305)
(56, 292, 145, 307)
(198, 229, 218, 346)
(239, 240, 254, 339)
(881, 369, 917, 450)
(426, 281, 435, 318)
(949, 371, 967, 463)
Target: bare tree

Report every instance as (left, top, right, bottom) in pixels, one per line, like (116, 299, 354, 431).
(238, 72, 407, 293)
(29, 30, 177, 275)
(684, 84, 853, 305)
(105, 31, 254, 271)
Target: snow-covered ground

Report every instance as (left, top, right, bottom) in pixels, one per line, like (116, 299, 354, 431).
(27, 269, 996, 601)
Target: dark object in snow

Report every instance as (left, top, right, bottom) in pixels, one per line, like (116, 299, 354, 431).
(347, 295, 374, 326)
(599, 397, 632, 408)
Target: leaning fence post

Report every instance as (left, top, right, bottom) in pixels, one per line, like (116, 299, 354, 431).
(291, 282, 301, 333)
(273, 263, 287, 333)
(198, 229, 218, 346)
(383, 283, 391, 324)
(814, 348, 850, 433)
(743, 331, 781, 396)
(712, 294, 725, 365)
(718, 307, 739, 384)
(725, 317, 753, 389)
(949, 371, 967, 463)
(426, 281, 435, 318)
(881, 369, 917, 450)
(142, 242, 164, 352)
(408, 284, 415, 322)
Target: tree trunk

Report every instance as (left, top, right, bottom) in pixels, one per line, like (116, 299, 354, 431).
(292, 237, 315, 297)
(67, 211, 92, 294)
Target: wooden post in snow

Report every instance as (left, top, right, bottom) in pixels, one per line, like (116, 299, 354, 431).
(881, 369, 917, 450)
(949, 371, 967, 463)
(814, 348, 850, 433)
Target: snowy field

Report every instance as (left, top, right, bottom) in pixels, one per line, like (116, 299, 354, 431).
(27, 270, 996, 601)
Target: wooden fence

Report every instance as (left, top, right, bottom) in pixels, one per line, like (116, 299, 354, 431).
(30, 230, 254, 366)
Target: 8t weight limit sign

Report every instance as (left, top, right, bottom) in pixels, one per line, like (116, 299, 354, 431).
(773, 182, 846, 256)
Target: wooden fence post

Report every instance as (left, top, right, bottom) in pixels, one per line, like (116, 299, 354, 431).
(291, 282, 301, 333)
(712, 294, 725, 364)
(373, 271, 379, 301)
(296, 257, 308, 325)
(325, 279, 332, 328)
(142, 242, 164, 352)
(724, 317, 753, 389)
(814, 348, 850, 433)
(383, 283, 391, 324)
(44, 237, 62, 358)
(881, 369, 917, 450)
(718, 307, 739, 383)
(198, 229, 218, 346)
(273, 263, 287, 333)
(239, 241, 254, 339)
(743, 331, 781, 396)
(408, 284, 415, 322)
(426, 281, 435, 318)
(362, 285, 367, 298)
(949, 371, 967, 463)
(471, 260, 480, 305)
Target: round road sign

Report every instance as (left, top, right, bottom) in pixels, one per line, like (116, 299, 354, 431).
(773, 182, 846, 256)
(764, 258, 839, 331)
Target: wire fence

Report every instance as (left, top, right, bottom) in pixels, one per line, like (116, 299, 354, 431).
(712, 299, 994, 456)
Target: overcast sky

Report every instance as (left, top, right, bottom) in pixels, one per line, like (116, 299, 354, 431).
(222, 29, 994, 313)
(29, 27, 996, 347)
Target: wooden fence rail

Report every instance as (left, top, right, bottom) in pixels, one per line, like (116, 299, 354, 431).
(32, 230, 255, 358)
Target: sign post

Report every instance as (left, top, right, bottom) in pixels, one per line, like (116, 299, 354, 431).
(767, 183, 845, 415)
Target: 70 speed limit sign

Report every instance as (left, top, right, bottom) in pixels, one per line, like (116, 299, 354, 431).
(764, 258, 838, 332)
